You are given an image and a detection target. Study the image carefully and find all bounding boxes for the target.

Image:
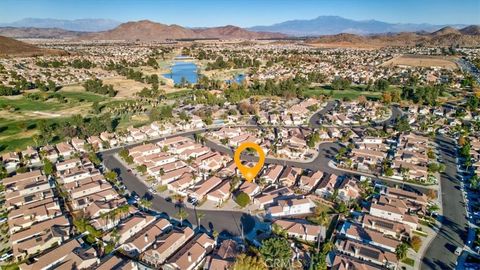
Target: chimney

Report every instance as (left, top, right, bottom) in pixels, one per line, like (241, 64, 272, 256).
(354, 246, 360, 256)
(144, 234, 148, 243)
(187, 252, 192, 263)
(371, 220, 376, 229)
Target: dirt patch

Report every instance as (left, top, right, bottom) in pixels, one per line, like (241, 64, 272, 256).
(381, 55, 458, 70)
(101, 77, 150, 98)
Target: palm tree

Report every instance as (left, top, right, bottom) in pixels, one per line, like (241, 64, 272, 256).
(172, 194, 185, 205)
(395, 243, 409, 260)
(317, 210, 329, 226)
(73, 217, 89, 233)
(117, 204, 130, 220)
(212, 230, 219, 242)
(99, 212, 110, 228)
(175, 208, 189, 226)
(139, 198, 152, 212)
(427, 204, 440, 216)
(196, 211, 205, 227)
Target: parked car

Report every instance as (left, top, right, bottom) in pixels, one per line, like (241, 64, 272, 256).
(0, 253, 12, 262)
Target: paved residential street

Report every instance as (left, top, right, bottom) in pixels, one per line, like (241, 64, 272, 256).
(101, 154, 258, 238)
(421, 135, 468, 269)
(99, 104, 432, 243)
(309, 101, 403, 128)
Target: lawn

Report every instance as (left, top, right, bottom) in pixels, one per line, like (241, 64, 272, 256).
(59, 91, 107, 103)
(0, 117, 71, 153)
(0, 97, 67, 111)
(0, 119, 38, 138)
(0, 137, 34, 153)
(402, 257, 415, 267)
(166, 89, 192, 99)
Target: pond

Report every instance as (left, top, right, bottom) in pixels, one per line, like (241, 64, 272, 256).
(164, 61, 198, 84)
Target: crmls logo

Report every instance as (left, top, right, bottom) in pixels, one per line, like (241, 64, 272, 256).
(264, 258, 302, 269)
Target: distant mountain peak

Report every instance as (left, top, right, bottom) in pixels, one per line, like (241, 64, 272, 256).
(81, 20, 285, 41)
(249, 15, 468, 36)
(460, 25, 480, 35)
(432, 26, 461, 36)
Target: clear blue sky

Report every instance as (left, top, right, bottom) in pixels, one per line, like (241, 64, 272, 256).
(1, 0, 479, 26)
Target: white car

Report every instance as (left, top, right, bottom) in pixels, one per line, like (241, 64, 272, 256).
(0, 253, 12, 262)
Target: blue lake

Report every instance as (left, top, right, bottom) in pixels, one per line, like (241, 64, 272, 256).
(164, 61, 198, 84)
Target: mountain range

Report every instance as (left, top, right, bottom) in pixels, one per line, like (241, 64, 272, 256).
(80, 20, 286, 41)
(307, 26, 480, 48)
(0, 18, 121, 32)
(249, 15, 469, 36)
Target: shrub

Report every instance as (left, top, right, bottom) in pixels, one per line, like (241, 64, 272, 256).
(235, 192, 250, 207)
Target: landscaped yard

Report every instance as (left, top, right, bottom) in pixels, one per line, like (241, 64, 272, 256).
(402, 257, 415, 267)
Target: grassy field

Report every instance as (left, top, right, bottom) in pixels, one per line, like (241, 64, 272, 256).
(166, 89, 192, 99)
(0, 97, 68, 111)
(0, 117, 70, 153)
(0, 137, 35, 153)
(59, 91, 107, 102)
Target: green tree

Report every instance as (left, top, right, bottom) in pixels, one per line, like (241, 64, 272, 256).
(139, 198, 152, 211)
(43, 158, 54, 175)
(259, 237, 292, 270)
(272, 223, 288, 238)
(395, 243, 409, 260)
(233, 254, 267, 270)
(196, 211, 205, 226)
(175, 208, 189, 226)
(235, 192, 251, 207)
(136, 164, 147, 175)
(104, 171, 118, 183)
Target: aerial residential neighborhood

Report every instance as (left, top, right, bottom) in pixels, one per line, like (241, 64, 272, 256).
(0, 1, 479, 270)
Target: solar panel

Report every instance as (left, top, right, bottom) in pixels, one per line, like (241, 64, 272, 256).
(24, 195, 35, 202)
(375, 219, 395, 230)
(360, 247, 380, 259)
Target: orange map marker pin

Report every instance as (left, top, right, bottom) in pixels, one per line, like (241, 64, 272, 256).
(234, 142, 265, 182)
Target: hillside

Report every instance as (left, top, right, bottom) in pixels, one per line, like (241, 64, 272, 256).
(460, 25, 480, 35)
(307, 25, 480, 48)
(81, 20, 285, 41)
(0, 35, 64, 57)
(0, 27, 87, 39)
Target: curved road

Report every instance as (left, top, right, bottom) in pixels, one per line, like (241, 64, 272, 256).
(309, 101, 403, 128)
(100, 100, 409, 238)
(102, 154, 257, 237)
